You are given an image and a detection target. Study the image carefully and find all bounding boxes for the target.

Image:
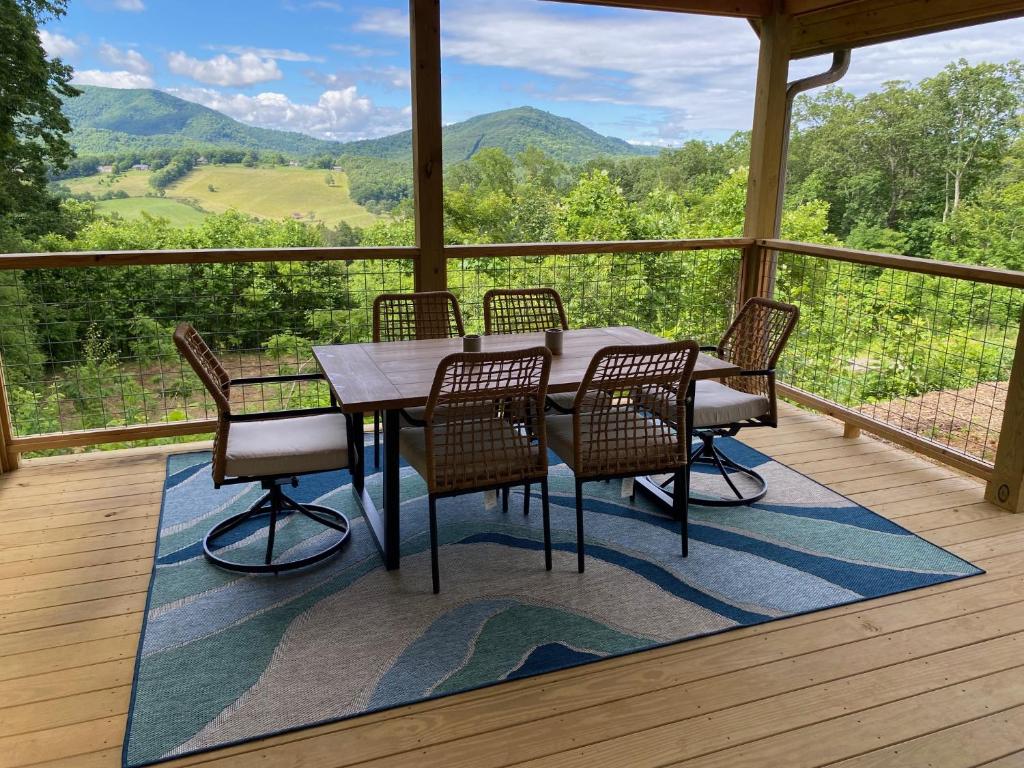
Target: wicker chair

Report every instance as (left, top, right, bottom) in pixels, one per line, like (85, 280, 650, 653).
(173, 323, 352, 574)
(646, 298, 799, 507)
(398, 347, 552, 593)
(546, 340, 699, 569)
(483, 288, 568, 335)
(483, 288, 571, 511)
(371, 291, 465, 468)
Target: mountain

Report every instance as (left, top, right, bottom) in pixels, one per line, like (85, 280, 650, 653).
(343, 107, 659, 163)
(64, 86, 339, 156)
(63, 86, 659, 164)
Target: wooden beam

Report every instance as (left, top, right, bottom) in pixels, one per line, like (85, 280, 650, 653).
(0, 352, 18, 472)
(6, 419, 217, 453)
(409, 0, 446, 293)
(791, 0, 1024, 58)
(986, 309, 1024, 512)
(544, 0, 772, 17)
(778, 383, 993, 480)
(740, 7, 791, 301)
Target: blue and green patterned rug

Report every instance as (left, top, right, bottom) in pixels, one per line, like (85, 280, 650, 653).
(124, 438, 982, 767)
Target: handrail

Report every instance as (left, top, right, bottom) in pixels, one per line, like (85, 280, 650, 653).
(761, 239, 1024, 289)
(0, 239, 754, 271)
(0, 246, 419, 270)
(446, 238, 753, 259)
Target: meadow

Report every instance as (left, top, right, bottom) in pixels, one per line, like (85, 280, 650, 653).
(57, 164, 380, 229)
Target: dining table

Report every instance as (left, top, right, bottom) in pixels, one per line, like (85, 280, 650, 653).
(313, 326, 741, 570)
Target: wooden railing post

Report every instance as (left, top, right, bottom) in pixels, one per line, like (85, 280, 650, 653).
(741, 5, 792, 302)
(409, 0, 446, 293)
(986, 308, 1024, 512)
(0, 352, 19, 472)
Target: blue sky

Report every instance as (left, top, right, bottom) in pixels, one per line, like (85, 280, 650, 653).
(40, 0, 1024, 146)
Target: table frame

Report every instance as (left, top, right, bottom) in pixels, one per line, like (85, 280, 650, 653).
(315, 327, 740, 570)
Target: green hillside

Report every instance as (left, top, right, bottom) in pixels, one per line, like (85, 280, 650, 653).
(94, 197, 208, 227)
(64, 86, 341, 156)
(344, 107, 658, 163)
(63, 87, 657, 164)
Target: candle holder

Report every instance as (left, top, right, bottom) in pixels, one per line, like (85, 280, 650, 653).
(544, 328, 564, 355)
(463, 334, 482, 352)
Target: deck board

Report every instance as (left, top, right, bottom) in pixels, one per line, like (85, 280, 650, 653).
(1, 404, 1021, 768)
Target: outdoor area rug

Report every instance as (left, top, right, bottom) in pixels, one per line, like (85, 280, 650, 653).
(123, 438, 982, 767)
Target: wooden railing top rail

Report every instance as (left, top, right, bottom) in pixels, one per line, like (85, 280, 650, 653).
(761, 238, 1024, 290)
(0, 238, 755, 271)
(446, 238, 754, 259)
(0, 245, 419, 270)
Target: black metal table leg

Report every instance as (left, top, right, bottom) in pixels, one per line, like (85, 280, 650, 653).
(347, 409, 403, 570)
(381, 408, 401, 569)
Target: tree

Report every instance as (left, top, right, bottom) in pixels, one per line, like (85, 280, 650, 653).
(922, 59, 1023, 220)
(0, 0, 79, 248)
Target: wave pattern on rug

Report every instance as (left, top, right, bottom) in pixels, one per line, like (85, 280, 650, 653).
(123, 440, 981, 767)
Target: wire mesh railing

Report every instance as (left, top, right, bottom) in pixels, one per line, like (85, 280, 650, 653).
(0, 254, 414, 448)
(772, 243, 1024, 468)
(448, 246, 743, 345)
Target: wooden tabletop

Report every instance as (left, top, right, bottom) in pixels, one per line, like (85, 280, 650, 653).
(313, 326, 741, 413)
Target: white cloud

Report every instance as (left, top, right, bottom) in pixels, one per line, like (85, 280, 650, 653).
(210, 45, 323, 63)
(307, 1, 343, 11)
(167, 85, 410, 142)
(39, 30, 79, 59)
(113, 0, 145, 11)
(73, 69, 154, 89)
(168, 51, 283, 86)
(99, 43, 151, 74)
(359, 0, 1024, 144)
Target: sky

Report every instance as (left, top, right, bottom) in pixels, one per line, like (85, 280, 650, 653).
(39, 0, 1024, 146)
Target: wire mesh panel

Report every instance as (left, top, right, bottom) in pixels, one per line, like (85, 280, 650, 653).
(775, 251, 1023, 464)
(0, 257, 414, 443)
(449, 249, 743, 344)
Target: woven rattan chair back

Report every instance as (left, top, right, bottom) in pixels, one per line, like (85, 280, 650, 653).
(483, 288, 568, 335)
(173, 323, 232, 483)
(423, 347, 552, 494)
(372, 291, 465, 342)
(716, 298, 799, 397)
(572, 341, 698, 479)
(174, 323, 231, 415)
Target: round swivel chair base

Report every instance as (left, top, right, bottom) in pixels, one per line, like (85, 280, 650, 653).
(204, 494, 351, 575)
(656, 434, 768, 508)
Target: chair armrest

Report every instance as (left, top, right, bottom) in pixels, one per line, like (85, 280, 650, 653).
(230, 373, 325, 386)
(545, 395, 575, 414)
(699, 346, 719, 353)
(228, 406, 346, 423)
(733, 368, 775, 377)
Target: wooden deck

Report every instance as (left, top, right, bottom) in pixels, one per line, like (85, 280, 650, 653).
(2, 403, 1023, 768)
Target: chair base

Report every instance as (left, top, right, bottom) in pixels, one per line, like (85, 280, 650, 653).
(204, 481, 351, 574)
(682, 432, 767, 508)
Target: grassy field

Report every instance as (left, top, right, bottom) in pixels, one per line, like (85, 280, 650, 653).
(94, 197, 209, 227)
(61, 169, 154, 197)
(168, 165, 378, 228)
(57, 164, 379, 229)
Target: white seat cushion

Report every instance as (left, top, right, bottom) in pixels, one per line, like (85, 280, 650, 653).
(545, 391, 576, 411)
(547, 411, 681, 473)
(693, 380, 769, 428)
(225, 413, 349, 478)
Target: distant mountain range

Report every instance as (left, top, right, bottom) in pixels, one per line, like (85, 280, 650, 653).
(63, 86, 659, 164)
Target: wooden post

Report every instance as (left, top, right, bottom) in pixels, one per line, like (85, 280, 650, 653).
(843, 423, 861, 439)
(986, 310, 1024, 512)
(739, 6, 792, 303)
(409, 0, 446, 293)
(0, 352, 19, 472)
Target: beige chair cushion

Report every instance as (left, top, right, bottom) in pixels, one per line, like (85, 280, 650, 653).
(225, 413, 349, 478)
(401, 406, 426, 426)
(693, 380, 769, 428)
(547, 411, 681, 474)
(399, 419, 540, 489)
